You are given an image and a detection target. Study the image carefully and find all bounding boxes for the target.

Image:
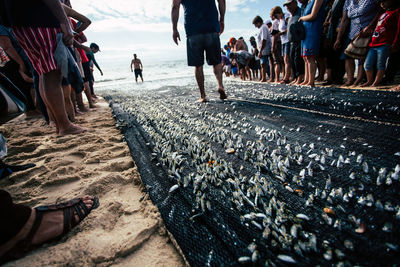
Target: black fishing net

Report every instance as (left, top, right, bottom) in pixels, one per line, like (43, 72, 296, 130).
(100, 80, 400, 266)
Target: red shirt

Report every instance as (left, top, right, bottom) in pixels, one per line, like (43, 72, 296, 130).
(70, 19, 89, 63)
(370, 8, 400, 47)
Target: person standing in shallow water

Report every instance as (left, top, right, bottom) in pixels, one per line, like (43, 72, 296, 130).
(171, 0, 227, 102)
(130, 54, 143, 83)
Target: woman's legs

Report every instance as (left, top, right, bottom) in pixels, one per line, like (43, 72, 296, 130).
(274, 62, 281, 82)
(301, 57, 310, 85)
(62, 85, 75, 122)
(283, 54, 291, 82)
(344, 59, 355, 86)
(308, 56, 317, 87)
(42, 70, 85, 135)
(353, 59, 365, 86)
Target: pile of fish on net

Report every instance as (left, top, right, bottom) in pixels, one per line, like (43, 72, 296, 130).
(101, 81, 400, 266)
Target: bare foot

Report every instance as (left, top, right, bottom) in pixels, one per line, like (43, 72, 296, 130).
(344, 79, 354, 86)
(353, 79, 363, 86)
(300, 81, 309, 86)
(78, 106, 89, 113)
(306, 82, 315, 87)
(360, 82, 373, 87)
(371, 82, 382, 87)
(75, 110, 84, 116)
(58, 124, 86, 136)
(198, 98, 208, 103)
(218, 88, 227, 100)
(390, 85, 400, 91)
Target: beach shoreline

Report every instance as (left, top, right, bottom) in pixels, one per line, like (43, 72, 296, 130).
(0, 99, 185, 266)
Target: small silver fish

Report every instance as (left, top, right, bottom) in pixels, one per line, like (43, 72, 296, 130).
(169, 184, 179, 193)
(296, 214, 310, 220)
(277, 255, 296, 263)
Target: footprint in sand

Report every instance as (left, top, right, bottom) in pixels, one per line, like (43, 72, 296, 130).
(83, 173, 133, 196)
(69, 151, 87, 159)
(102, 159, 134, 172)
(41, 175, 80, 188)
(27, 130, 45, 137)
(8, 143, 38, 155)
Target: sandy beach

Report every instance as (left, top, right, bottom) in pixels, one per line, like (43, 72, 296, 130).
(0, 99, 185, 266)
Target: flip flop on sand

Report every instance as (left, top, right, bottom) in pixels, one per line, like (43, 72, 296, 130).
(0, 162, 36, 180)
(0, 196, 99, 263)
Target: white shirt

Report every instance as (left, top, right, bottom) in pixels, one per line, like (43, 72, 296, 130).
(257, 24, 272, 56)
(279, 18, 289, 44)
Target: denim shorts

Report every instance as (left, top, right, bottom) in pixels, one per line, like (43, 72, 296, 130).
(260, 55, 269, 65)
(364, 45, 390, 71)
(282, 43, 290, 56)
(187, 32, 221, 67)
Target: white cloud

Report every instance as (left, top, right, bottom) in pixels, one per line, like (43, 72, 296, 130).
(71, 0, 171, 22)
(88, 19, 184, 33)
(228, 0, 255, 12)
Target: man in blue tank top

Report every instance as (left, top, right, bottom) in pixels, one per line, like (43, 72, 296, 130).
(171, 0, 227, 102)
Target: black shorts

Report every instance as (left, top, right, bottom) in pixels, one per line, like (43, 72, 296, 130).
(82, 61, 93, 83)
(134, 69, 142, 78)
(187, 32, 221, 67)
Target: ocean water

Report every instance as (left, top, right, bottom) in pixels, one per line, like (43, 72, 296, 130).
(95, 58, 215, 91)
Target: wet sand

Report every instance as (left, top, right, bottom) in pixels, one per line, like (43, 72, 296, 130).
(0, 99, 185, 266)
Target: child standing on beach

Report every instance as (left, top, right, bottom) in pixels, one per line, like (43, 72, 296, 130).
(361, 0, 400, 87)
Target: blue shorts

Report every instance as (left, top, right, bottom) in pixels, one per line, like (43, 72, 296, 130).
(282, 43, 290, 56)
(260, 55, 269, 65)
(187, 32, 221, 67)
(134, 69, 143, 78)
(232, 66, 238, 75)
(364, 45, 390, 71)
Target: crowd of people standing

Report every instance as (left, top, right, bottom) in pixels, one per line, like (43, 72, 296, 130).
(0, 0, 103, 134)
(0, 0, 101, 263)
(223, 0, 400, 91)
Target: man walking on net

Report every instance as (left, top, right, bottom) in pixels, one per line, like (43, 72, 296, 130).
(171, 0, 227, 102)
(131, 54, 143, 82)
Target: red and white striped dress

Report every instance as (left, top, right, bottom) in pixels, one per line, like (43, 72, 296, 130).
(12, 27, 61, 75)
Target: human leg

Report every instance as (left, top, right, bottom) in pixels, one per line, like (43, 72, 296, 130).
(62, 84, 75, 122)
(353, 59, 365, 86)
(344, 59, 355, 86)
(361, 48, 376, 87)
(195, 66, 207, 102)
(268, 57, 274, 82)
(260, 58, 267, 82)
(42, 70, 85, 135)
(308, 56, 317, 87)
(301, 57, 310, 85)
(274, 62, 281, 83)
(372, 46, 390, 86)
(213, 63, 227, 100)
(83, 82, 95, 108)
(391, 84, 400, 91)
(284, 54, 291, 82)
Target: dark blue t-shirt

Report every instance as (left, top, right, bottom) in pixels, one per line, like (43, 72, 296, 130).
(181, 0, 220, 37)
(0, 0, 60, 27)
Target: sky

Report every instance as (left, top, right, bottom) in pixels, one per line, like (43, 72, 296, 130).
(71, 0, 287, 65)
